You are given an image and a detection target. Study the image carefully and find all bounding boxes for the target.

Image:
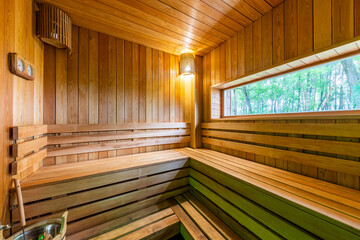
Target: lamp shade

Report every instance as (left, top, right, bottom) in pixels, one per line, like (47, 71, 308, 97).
(179, 52, 195, 75)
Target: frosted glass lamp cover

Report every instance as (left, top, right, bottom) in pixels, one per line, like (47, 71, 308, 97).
(180, 52, 195, 75)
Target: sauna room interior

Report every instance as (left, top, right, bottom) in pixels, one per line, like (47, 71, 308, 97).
(1, 0, 360, 239)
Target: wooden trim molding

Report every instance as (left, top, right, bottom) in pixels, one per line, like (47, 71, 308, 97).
(214, 110, 360, 121)
(214, 38, 360, 90)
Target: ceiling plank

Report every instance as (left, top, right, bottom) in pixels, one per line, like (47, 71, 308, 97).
(180, 0, 244, 32)
(36, 0, 281, 55)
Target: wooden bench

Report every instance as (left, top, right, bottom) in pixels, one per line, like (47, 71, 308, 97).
(177, 148, 360, 240)
(11, 147, 360, 239)
(10, 150, 190, 239)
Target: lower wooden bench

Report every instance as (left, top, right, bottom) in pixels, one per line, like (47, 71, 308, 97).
(89, 201, 180, 240)
(88, 192, 244, 240)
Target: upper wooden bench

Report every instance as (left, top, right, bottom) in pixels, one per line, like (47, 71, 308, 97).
(177, 148, 360, 240)
(10, 150, 190, 239)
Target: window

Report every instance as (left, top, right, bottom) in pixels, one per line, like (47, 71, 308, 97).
(224, 55, 360, 116)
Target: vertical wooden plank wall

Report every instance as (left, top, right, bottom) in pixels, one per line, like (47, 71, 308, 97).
(203, 0, 360, 189)
(43, 26, 200, 165)
(1, 0, 44, 226)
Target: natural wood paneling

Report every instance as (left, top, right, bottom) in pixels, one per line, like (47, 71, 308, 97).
(43, 26, 199, 165)
(1, 0, 44, 226)
(203, 0, 360, 189)
(35, 0, 283, 55)
(207, 0, 358, 88)
(201, 120, 360, 189)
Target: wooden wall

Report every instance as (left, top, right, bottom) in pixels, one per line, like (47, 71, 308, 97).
(43, 25, 199, 165)
(203, 0, 360, 189)
(0, 0, 44, 226)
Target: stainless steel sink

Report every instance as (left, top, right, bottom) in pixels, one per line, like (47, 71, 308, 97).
(1, 211, 68, 240)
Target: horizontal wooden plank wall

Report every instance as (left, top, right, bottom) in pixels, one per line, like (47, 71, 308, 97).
(46, 123, 190, 158)
(11, 123, 190, 180)
(43, 25, 198, 166)
(202, 0, 360, 190)
(202, 120, 360, 190)
(10, 150, 190, 239)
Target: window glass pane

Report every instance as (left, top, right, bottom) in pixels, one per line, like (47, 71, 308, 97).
(225, 55, 360, 116)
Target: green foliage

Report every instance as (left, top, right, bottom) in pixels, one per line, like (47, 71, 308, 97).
(228, 56, 360, 115)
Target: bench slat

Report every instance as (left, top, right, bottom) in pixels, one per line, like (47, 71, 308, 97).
(90, 208, 176, 239)
(67, 201, 170, 240)
(189, 189, 258, 240)
(48, 129, 190, 144)
(182, 193, 243, 240)
(168, 198, 207, 240)
(48, 122, 190, 133)
(175, 195, 226, 240)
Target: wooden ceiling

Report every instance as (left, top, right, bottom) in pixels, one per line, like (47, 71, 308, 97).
(36, 0, 283, 55)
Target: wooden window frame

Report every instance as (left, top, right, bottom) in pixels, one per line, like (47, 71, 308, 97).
(210, 40, 360, 121)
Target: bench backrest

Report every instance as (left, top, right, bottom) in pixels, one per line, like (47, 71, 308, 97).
(12, 122, 190, 180)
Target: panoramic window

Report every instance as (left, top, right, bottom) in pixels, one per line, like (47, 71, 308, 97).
(224, 55, 360, 116)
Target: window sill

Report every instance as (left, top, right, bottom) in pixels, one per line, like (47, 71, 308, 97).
(212, 110, 360, 121)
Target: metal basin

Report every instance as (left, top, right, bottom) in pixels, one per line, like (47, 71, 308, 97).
(12, 222, 61, 240)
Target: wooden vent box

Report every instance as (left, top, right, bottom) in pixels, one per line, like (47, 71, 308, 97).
(36, 4, 72, 50)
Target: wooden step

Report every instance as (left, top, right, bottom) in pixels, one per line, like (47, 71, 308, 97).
(89, 204, 180, 240)
(169, 193, 243, 240)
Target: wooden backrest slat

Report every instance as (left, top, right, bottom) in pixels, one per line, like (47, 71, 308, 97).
(48, 122, 190, 133)
(202, 129, 360, 157)
(202, 137, 360, 176)
(11, 123, 191, 179)
(12, 125, 48, 140)
(202, 122, 360, 138)
(48, 129, 190, 145)
(17, 149, 48, 174)
(47, 136, 190, 157)
(12, 137, 47, 157)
